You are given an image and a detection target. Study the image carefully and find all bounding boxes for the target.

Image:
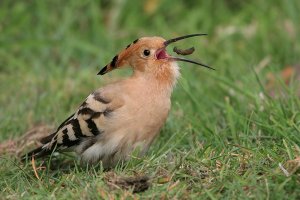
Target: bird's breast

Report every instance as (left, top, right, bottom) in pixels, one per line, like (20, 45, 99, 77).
(107, 81, 171, 145)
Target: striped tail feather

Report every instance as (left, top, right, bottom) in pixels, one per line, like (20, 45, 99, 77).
(21, 113, 75, 161)
(21, 145, 54, 161)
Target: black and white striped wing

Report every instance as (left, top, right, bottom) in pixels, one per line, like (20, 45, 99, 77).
(23, 91, 112, 159)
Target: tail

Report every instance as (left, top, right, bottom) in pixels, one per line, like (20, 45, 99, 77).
(21, 145, 54, 161)
(21, 112, 76, 161)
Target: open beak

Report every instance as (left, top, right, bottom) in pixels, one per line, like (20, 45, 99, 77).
(156, 33, 215, 70)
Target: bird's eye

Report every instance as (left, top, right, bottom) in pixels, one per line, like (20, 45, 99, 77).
(143, 49, 151, 57)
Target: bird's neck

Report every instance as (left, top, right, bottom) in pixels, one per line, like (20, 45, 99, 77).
(132, 62, 180, 96)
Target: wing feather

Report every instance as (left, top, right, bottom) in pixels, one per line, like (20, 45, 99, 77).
(22, 91, 123, 160)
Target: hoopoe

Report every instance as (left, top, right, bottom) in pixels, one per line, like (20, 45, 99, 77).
(22, 34, 213, 168)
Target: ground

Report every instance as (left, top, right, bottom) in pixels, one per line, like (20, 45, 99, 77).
(0, 0, 300, 199)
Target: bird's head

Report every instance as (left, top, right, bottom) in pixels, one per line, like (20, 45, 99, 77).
(98, 34, 214, 76)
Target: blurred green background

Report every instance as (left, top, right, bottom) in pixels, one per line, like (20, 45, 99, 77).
(0, 0, 300, 199)
(1, 0, 299, 138)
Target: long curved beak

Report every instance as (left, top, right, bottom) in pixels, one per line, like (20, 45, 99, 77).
(164, 33, 215, 70)
(164, 33, 208, 46)
(169, 57, 215, 70)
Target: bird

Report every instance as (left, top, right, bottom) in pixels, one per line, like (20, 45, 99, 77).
(22, 33, 214, 168)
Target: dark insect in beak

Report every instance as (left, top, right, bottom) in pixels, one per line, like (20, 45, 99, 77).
(164, 33, 215, 70)
(173, 47, 195, 55)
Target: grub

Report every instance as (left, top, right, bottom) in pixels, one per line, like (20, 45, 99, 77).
(173, 47, 195, 55)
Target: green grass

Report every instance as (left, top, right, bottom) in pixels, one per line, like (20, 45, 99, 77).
(1, 0, 300, 199)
